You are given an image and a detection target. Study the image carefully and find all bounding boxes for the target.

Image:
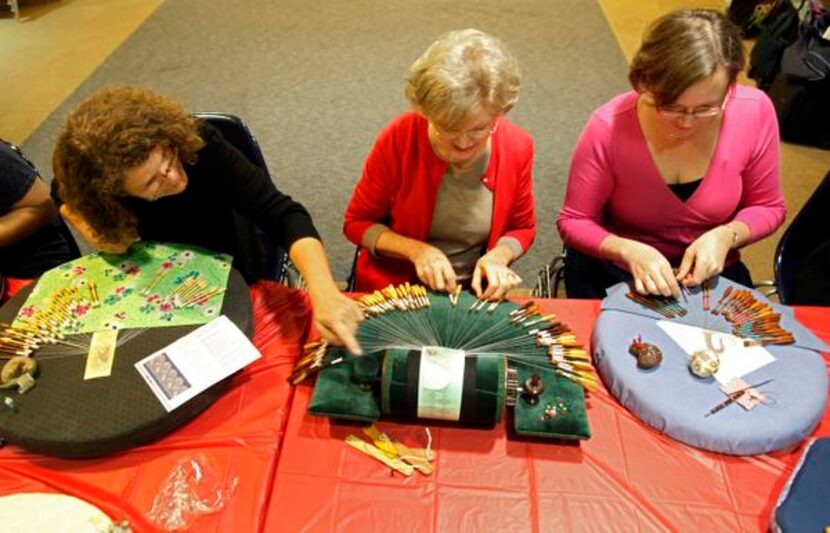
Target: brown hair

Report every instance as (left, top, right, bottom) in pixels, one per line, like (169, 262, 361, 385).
(53, 86, 204, 244)
(405, 28, 521, 130)
(629, 9, 745, 107)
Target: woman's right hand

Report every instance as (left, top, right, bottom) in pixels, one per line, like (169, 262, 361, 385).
(60, 204, 136, 254)
(410, 243, 457, 292)
(620, 240, 681, 298)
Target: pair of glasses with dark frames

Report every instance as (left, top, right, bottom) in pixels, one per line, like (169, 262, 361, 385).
(654, 86, 732, 120)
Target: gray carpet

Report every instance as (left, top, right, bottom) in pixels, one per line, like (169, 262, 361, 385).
(22, 0, 630, 285)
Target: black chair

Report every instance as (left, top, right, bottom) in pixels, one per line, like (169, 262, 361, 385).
(533, 247, 566, 298)
(774, 168, 830, 305)
(346, 246, 362, 292)
(193, 112, 288, 283)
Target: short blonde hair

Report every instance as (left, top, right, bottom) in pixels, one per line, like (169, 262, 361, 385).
(405, 28, 521, 129)
(629, 9, 745, 107)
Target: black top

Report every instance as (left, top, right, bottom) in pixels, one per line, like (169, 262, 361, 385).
(124, 122, 319, 282)
(667, 178, 703, 202)
(0, 141, 75, 278)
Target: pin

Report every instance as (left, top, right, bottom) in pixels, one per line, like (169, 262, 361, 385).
(3, 396, 16, 412)
(449, 285, 462, 307)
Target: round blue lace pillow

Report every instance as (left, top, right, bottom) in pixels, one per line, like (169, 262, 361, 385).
(593, 278, 828, 455)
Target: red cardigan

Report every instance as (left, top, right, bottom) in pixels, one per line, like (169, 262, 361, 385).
(344, 112, 536, 291)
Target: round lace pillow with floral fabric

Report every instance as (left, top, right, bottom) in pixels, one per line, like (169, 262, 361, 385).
(0, 268, 252, 458)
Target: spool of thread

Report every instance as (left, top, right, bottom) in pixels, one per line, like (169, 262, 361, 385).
(522, 374, 545, 405)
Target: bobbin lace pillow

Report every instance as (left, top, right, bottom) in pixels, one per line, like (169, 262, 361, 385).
(593, 278, 828, 456)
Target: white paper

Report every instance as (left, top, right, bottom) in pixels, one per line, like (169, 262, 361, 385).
(417, 346, 466, 421)
(656, 320, 775, 384)
(135, 315, 261, 411)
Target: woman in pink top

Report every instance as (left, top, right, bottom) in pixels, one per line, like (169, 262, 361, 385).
(557, 9, 785, 299)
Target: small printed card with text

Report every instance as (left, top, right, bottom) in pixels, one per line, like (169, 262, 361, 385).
(135, 315, 261, 411)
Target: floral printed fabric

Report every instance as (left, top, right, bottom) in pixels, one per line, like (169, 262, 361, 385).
(13, 242, 232, 334)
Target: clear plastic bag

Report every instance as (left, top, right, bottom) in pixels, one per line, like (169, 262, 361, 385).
(147, 454, 239, 531)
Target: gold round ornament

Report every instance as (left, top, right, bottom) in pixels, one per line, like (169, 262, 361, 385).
(689, 350, 720, 379)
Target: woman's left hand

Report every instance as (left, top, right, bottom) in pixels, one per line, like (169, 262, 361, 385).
(311, 289, 365, 355)
(676, 226, 734, 287)
(471, 246, 521, 300)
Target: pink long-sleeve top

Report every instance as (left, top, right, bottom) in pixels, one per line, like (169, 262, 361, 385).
(557, 84, 786, 267)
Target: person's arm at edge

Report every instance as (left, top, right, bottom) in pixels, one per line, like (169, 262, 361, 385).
(0, 178, 57, 246)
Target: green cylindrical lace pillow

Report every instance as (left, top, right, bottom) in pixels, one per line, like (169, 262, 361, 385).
(381, 347, 505, 426)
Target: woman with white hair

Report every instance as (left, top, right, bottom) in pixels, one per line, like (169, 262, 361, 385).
(344, 29, 536, 300)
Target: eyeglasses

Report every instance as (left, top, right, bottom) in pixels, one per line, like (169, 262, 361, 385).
(430, 120, 497, 142)
(146, 147, 179, 200)
(651, 92, 730, 121)
(656, 103, 725, 120)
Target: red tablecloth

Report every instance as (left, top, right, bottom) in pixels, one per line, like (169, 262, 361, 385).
(0, 281, 311, 533)
(1, 277, 33, 304)
(1, 287, 827, 532)
(268, 300, 830, 533)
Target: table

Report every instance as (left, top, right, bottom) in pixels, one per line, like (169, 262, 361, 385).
(268, 300, 830, 533)
(0, 281, 312, 532)
(0, 290, 827, 532)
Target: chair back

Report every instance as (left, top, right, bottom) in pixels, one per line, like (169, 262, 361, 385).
(346, 246, 362, 292)
(193, 112, 287, 282)
(775, 168, 830, 304)
(533, 248, 566, 298)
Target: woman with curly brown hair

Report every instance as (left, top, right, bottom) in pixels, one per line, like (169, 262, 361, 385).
(53, 86, 363, 353)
